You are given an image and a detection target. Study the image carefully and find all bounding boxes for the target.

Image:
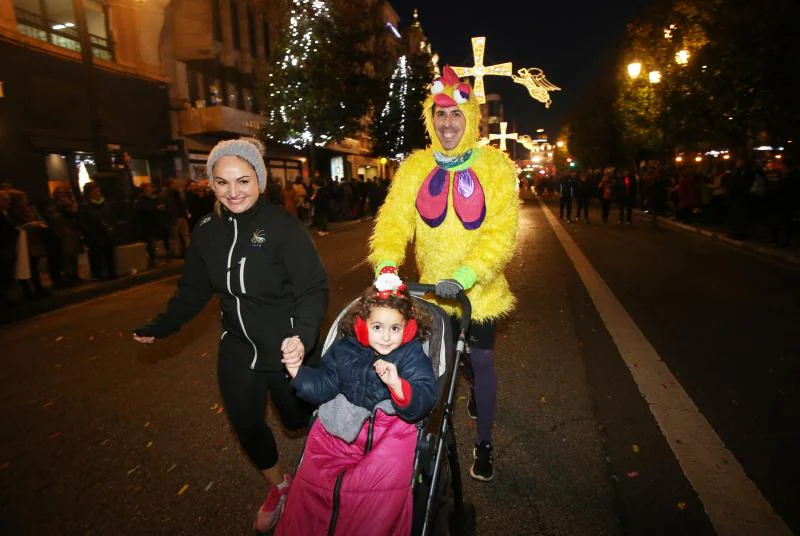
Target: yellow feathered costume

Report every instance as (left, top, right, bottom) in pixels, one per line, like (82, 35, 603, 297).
(369, 67, 519, 321)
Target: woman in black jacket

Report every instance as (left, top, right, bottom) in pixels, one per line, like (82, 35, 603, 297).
(133, 137, 329, 533)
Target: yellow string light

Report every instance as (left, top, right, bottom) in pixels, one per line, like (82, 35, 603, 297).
(452, 37, 513, 104)
(511, 68, 561, 108)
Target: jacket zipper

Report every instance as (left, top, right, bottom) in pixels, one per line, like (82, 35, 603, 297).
(226, 218, 258, 369)
(365, 413, 375, 454)
(327, 470, 346, 536)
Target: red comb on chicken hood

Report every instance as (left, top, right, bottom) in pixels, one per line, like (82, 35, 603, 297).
(431, 65, 471, 108)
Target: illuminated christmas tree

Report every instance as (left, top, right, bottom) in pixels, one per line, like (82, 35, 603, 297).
(260, 0, 377, 173)
(372, 51, 434, 161)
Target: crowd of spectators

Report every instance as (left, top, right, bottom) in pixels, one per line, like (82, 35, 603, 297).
(532, 154, 799, 246)
(266, 174, 390, 236)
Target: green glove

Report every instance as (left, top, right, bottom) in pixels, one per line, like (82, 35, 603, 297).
(452, 267, 477, 291)
(375, 260, 398, 277)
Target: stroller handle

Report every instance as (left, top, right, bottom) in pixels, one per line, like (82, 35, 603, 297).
(406, 281, 472, 330)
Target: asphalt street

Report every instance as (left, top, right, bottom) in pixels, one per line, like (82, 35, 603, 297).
(0, 199, 797, 535)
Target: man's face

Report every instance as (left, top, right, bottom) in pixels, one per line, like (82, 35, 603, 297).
(433, 105, 466, 151)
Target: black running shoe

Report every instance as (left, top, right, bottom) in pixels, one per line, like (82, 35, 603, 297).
(467, 390, 478, 420)
(470, 441, 494, 482)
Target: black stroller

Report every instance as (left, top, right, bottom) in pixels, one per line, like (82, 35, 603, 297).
(318, 280, 475, 536)
(406, 281, 476, 536)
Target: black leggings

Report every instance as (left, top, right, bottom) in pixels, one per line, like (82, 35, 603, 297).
(217, 350, 312, 470)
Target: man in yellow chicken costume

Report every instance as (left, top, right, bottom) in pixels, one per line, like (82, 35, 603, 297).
(369, 65, 519, 482)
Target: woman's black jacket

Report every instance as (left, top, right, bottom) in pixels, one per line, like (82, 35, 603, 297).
(137, 198, 329, 371)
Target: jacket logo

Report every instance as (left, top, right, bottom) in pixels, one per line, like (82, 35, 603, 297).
(251, 229, 265, 246)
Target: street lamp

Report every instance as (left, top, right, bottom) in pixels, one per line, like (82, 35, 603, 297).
(627, 62, 642, 79)
(675, 49, 689, 65)
(648, 70, 662, 84)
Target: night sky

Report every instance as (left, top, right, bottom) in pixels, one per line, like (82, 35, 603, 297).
(391, 0, 652, 141)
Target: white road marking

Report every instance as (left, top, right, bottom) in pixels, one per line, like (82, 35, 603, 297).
(540, 199, 792, 536)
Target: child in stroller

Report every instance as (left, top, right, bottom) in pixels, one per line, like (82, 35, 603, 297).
(275, 268, 438, 535)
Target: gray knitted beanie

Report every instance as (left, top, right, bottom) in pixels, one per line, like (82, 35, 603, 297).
(207, 137, 268, 192)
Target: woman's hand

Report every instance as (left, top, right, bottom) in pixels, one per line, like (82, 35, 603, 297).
(133, 334, 156, 344)
(374, 359, 402, 396)
(280, 336, 304, 365)
(281, 336, 304, 378)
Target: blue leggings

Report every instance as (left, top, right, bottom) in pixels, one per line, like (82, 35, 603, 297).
(468, 348, 496, 444)
(453, 317, 498, 445)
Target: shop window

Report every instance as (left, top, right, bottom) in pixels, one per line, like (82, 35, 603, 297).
(74, 152, 97, 193)
(128, 158, 151, 187)
(45, 153, 72, 196)
(13, 0, 112, 60)
(330, 156, 344, 182)
(84, 0, 112, 61)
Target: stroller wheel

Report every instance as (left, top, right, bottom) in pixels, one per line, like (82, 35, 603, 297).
(448, 502, 476, 536)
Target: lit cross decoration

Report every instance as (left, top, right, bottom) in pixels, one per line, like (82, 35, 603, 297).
(452, 37, 513, 104)
(489, 121, 518, 152)
(512, 68, 561, 108)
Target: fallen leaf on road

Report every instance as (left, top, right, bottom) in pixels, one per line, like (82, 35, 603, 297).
(42, 399, 55, 408)
(144, 421, 150, 428)
(632, 444, 640, 453)
(56, 336, 64, 342)
(167, 463, 177, 473)
(677, 502, 686, 510)
(215, 407, 224, 415)
(177, 484, 189, 496)
(204, 481, 214, 492)
(540, 396, 546, 403)
(626, 471, 639, 478)
(48, 432, 61, 440)
(127, 465, 141, 476)
(210, 403, 219, 411)
(146, 441, 153, 448)
(89, 336, 94, 341)
(201, 352, 208, 357)
(100, 438, 111, 446)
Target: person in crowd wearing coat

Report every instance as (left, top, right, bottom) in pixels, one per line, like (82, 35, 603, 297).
(574, 172, 593, 224)
(133, 137, 328, 534)
(79, 182, 117, 280)
(135, 183, 169, 268)
(276, 270, 436, 536)
(558, 172, 575, 222)
(51, 187, 84, 285)
(165, 179, 191, 257)
(9, 190, 50, 297)
(0, 190, 19, 305)
(598, 171, 614, 223)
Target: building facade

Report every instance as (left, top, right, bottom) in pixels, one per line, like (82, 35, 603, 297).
(0, 0, 173, 201)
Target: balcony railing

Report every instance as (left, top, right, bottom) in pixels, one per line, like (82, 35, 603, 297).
(14, 7, 114, 62)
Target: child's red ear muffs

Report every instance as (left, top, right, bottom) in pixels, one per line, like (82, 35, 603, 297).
(402, 318, 418, 344)
(354, 316, 418, 347)
(354, 315, 370, 346)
